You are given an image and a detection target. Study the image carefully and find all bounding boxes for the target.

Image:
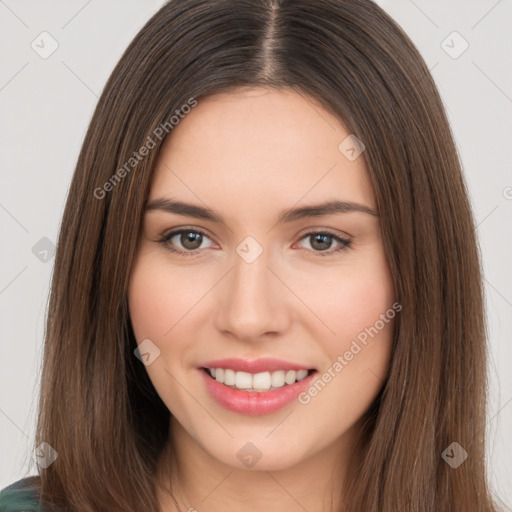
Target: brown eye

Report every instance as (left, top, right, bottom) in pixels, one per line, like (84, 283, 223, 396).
(310, 233, 333, 251)
(158, 228, 214, 256)
(297, 231, 351, 256)
(179, 231, 203, 250)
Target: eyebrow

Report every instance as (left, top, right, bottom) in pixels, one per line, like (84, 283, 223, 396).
(145, 198, 378, 223)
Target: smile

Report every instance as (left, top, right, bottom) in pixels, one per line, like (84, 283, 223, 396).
(204, 367, 311, 391)
(198, 358, 318, 415)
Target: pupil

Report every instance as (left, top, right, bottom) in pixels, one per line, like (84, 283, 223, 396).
(311, 234, 331, 251)
(182, 232, 201, 249)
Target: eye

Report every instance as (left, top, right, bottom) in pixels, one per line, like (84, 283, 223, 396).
(158, 228, 214, 256)
(295, 231, 351, 256)
(157, 228, 351, 257)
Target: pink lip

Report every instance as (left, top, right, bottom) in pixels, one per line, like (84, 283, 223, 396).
(199, 368, 317, 415)
(199, 357, 313, 373)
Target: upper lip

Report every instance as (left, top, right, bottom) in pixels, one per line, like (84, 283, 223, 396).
(199, 358, 315, 374)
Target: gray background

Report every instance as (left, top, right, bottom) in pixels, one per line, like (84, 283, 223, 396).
(1, 0, 511, 506)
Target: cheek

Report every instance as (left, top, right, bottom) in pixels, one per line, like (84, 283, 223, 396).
(332, 273, 395, 353)
(128, 256, 203, 414)
(128, 262, 173, 343)
(290, 247, 396, 404)
(321, 258, 396, 408)
(296, 266, 396, 435)
(128, 256, 205, 344)
(293, 252, 396, 348)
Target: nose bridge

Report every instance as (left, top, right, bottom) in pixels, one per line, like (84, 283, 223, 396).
(214, 240, 289, 339)
(233, 245, 273, 300)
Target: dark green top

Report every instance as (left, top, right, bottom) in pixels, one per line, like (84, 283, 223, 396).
(0, 477, 45, 512)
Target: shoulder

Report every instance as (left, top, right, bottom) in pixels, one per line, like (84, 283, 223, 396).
(0, 476, 42, 511)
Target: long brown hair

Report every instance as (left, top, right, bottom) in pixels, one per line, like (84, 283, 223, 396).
(30, 0, 499, 510)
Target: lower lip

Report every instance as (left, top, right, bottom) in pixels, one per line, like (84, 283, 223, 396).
(199, 368, 317, 415)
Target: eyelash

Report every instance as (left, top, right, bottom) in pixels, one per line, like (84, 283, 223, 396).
(157, 228, 352, 257)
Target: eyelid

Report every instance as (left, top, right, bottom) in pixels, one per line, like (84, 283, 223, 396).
(157, 226, 352, 256)
(159, 226, 217, 252)
(294, 226, 351, 241)
(293, 228, 352, 255)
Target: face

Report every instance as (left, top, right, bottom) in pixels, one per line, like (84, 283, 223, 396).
(128, 87, 397, 472)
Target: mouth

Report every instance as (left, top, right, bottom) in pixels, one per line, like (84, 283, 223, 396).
(198, 359, 319, 415)
(201, 367, 316, 392)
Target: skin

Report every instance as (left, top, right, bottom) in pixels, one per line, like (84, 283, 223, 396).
(128, 87, 397, 512)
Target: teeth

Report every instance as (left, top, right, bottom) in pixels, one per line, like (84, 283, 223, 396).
(206, 368, 311, 391)
(235, 371, 253, 389)
(296, 369, 308, 381)
(253, 371, 271, 390)
(215, 368, 224, 383)
(271, 370, 285, 388)
(285, 370, 296, 385)
(224, 369, 236, 385)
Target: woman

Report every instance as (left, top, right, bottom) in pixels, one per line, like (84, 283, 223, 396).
(0, 0, 502, 510)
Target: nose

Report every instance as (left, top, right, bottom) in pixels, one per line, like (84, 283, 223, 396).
(213, 247, 291, 342)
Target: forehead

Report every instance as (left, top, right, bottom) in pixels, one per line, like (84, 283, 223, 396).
(148, 87, 375, 221)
